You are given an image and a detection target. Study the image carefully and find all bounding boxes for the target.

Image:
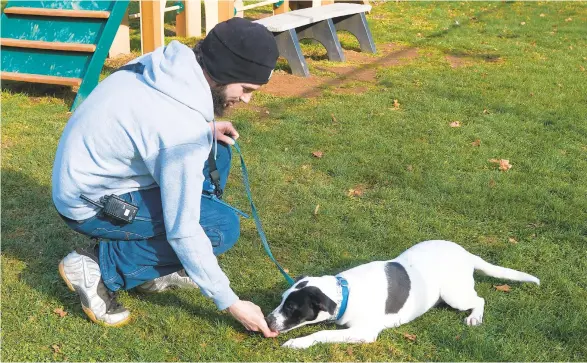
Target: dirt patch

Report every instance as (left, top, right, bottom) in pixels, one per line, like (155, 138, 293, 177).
(446, 55, 473, 68)
(260, 42, 420, 98)
(1, 136, 15, 149)
(262, 71, 327, 98)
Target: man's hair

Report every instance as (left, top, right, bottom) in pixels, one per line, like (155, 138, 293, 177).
(193, 40, 204, 68)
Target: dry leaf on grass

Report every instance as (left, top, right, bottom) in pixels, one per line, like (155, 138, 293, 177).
(393, 99, 400, 110)
(483, 108, 490, 114)
(508, 237, 518, 244)
(51, 344, 61, 353)
(489, 159, 512, 171)
(53, 308, 67, 318)
(403, 333, 417, 342)
(312, 151, 324, 158)
(494, 284, 511, 292)
(347, 186, 365, 197)
(540, 13, 546, 17)
(331, 113, 338, 124)
(450, 121, 461, 128)
(314, 204, 320, 215)
(407, 165, 414, 172)
(471, 139, 481, 147)
(283, 268, 290, 273)
(565, 17, 572, 22)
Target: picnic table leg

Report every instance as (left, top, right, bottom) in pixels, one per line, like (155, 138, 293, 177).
(297, 19, 345, 62)
(274, 29, 310, 77)
(333, 13, 376, 53)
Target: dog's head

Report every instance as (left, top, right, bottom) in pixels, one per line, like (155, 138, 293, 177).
(265, 276, 339, 332)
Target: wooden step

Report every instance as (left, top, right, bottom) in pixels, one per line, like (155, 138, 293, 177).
(1, 72, 82, 87)
(3, 7, 110, 19)
(1, 38, 96, 52)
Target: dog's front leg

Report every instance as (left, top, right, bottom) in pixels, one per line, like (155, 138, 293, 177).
(283, 327, 382, 349)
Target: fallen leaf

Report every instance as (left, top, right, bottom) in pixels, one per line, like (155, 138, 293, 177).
(283, 268, 290, 273)
(580, 66, 585, 72)
(483, 108, 490, 114)
(312, 151, 324, 158)
(331, 113, 338, 124)
(508, 237, 518, 244)
(530, 92, 534, 97)
(393, 99, 400, 109)
(520, 21, 526, 25)
(489, 179, 496, 188)
(403, 333, 417, 342)
(489, 159, 512, 171)
(450, 121, 461, 128)
(347, 186, 365, 197)
(471, 139, 481, 147)
(406, 165, 414, 172)
(265, 110, 270, 115)
(346, 347, 354, 356)
(51, 344, 61, 353)
(565, 17, 572, 22)
(494, 284, 511, 292)
(540, 13, 546, 17)
(53, 308, 67, 318)
(455, 335, 461, 340)
(314, 204, 320, 215)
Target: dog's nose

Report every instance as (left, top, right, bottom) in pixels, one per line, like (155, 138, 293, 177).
(265, 314, 277, 330)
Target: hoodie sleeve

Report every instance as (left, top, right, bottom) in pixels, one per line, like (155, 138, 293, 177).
(144, 143, 238, 310)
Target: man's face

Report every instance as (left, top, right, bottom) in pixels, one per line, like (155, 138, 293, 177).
(211, 82, 261, 116)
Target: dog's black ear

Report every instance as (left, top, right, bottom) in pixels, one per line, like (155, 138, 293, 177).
(308, 289, 337, 315)
(295, 275, 307, 282)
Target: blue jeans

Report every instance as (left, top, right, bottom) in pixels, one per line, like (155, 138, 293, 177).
(61, 143, 240, 292)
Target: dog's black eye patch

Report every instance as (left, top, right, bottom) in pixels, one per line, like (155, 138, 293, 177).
(295, 281, 308, 289)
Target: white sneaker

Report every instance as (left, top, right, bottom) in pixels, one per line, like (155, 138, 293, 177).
(59, 248, 130, 327)
(136, 270, 199, 293)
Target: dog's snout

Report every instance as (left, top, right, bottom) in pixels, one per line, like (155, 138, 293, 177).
(265, 314, 277, 330)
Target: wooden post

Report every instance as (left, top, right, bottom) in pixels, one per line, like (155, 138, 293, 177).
(273, 0, 289, 14)
(321, 0, 335, 5)
(217, 0, 235, 23)
(176, 0, 202, 37)
(204, 0, 218, 34)
(140, 0, 164, 54)
(109, 9, 130, 58)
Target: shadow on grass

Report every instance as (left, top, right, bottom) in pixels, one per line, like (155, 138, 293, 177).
(1, 81, 76, 105)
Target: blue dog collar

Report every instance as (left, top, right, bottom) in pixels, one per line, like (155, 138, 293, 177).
(335, 276, 349, 320)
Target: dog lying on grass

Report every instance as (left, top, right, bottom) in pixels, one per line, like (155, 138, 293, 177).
(266, 240, 540, 349)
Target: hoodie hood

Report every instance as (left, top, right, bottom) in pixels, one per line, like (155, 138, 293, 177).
(134, 40, 214, 122)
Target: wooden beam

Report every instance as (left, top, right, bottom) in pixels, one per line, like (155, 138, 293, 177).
(273, 0, 290, 14)
(1, 38, 96, 52)
(204, 0, 219, 35)
(217, 0, 234, 23)
(140, 0, 164, 54)
(176, 0, 202, 37)
(3, 7, 110, 19)
(1, 71, 82, 87)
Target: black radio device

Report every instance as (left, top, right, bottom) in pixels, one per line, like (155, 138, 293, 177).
(80, 194, 138, 223)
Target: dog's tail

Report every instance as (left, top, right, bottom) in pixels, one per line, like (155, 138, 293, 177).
(472, 256, 540, 285)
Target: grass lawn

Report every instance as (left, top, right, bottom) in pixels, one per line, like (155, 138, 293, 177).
(2, 1, 587, 361)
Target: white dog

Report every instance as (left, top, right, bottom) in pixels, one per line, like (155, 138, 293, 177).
(266, 240, 540, 349)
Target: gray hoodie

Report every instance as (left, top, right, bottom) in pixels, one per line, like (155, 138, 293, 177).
(52, 41, 238, 309)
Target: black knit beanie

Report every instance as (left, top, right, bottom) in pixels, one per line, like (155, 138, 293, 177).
(199, 18, 278, 85)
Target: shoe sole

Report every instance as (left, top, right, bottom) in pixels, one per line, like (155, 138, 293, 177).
(59, 261, 131, 328)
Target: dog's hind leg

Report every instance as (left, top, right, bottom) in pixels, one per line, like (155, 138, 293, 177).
(282, 326, 383, 349)
(440, 278, 485, 326)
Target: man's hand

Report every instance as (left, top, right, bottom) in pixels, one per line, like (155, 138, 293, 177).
(210, 121, 239, 145)
(227, 300, 279, 338)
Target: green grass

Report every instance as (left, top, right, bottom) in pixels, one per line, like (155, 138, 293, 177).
(2, 1, 587, 361)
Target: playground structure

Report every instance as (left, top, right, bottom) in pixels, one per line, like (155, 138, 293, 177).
(1, 0, 372, 111)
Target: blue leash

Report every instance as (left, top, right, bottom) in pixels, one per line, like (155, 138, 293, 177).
(231, 141, 295, 286)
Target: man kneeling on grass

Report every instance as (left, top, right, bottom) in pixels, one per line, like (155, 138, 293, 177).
(52, 18, 278, 337)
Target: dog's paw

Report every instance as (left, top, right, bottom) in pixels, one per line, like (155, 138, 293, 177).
(465, 315, 483, 326)
(282, 338, 313, 349)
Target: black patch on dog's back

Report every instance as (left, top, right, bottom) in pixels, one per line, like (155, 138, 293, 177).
(385, 262, 411, 314)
